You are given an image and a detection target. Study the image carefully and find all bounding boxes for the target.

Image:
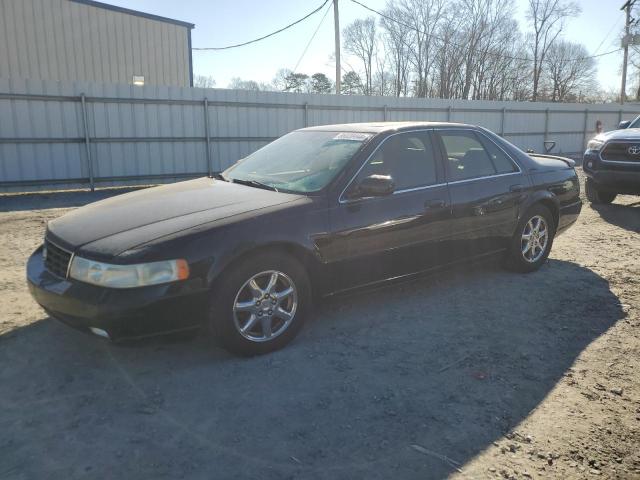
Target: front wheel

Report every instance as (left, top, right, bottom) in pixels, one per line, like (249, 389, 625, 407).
(585, 178, 616, 204)
(505, 204, 556, 273)
(209, 252, 311, 356)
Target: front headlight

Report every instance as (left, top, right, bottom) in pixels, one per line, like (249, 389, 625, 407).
(586, 139, 604, 151)
(69, 256, 189, 288)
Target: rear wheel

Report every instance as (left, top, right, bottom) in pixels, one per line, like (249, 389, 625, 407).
(585, 178, 616, 204)
(209, 252, 311, 356)
(505, 204, 555, 273)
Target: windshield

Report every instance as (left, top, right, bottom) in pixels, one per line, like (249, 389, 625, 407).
(629, 116, 640, 128)
(223, 131, 371, 193)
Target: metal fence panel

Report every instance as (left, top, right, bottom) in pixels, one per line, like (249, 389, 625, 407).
(1, 77, 640, 192)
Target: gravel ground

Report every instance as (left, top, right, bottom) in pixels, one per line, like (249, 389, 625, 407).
(0, 171, 639, 480)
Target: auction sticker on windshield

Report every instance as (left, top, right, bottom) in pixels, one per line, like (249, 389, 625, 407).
(333, 132, 372, 141)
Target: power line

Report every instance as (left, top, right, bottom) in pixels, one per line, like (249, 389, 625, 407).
(291, 2, 333, 73)
(193, 0, 330, 51)
(350, 0, 622, 65)
(593, 12, 624, 55)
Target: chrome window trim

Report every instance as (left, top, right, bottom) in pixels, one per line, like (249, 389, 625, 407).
(339, 182, 449, 205)
(446, 171, 522, 185)
(394, 182, 447, 194)
(597, 139, 640, 165)
(338, 126, 523, 205)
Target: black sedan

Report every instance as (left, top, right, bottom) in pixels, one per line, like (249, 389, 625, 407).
(27, 122, 582, 355)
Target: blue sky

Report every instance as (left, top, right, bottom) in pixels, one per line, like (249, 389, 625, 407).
(106, 0, 625, 91)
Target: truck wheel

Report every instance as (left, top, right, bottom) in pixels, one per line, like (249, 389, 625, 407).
(585, 178, 616, 204)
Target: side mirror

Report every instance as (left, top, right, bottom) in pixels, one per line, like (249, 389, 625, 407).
(618, 120, 631, 129)
(349, 174, 395, 199)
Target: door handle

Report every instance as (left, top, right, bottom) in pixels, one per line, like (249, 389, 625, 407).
(424, 199, 446, 209)
(509, 184, 524, 193)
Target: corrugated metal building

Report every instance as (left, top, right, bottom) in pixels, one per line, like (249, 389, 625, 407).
(0, 0, 194, 87)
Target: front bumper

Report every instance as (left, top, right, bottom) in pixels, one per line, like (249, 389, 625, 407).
(27, 246, 207, 341)
(583, 153, 640, 194)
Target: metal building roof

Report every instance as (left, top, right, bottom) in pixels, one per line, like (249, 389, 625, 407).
(69, 0, 195, 29)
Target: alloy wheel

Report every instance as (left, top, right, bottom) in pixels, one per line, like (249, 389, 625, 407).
(232, 270, 298, 342)
(521, 215, 549, 263)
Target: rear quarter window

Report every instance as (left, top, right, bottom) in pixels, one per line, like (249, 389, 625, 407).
(481, 138, 519, 174)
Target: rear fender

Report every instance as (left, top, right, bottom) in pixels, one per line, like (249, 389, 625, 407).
(519, 190, 560, 230)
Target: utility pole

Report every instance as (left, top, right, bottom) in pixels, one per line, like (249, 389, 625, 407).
(334, 0, 341, 94)
(621, 0, 636, 104)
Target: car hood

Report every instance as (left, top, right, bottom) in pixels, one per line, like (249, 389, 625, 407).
(594, 128, 640, 142)
(47, 177, 304, 254)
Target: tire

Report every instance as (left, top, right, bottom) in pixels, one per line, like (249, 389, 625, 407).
(585, 178, 616, 204)
(208, 251, 311, 356)
(505, 204, 556, 273)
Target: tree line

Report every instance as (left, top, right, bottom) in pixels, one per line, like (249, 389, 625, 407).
(196, 0, 618, 103)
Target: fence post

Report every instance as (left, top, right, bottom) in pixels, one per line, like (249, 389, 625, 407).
(544, 108, 549, 142)
(304, 102, 309, 127)
(203, 97, 212, 176)
(582, 108, 589, 150)
(447, 105, 452, 122)
(619, 109, 623, 125)
(500, 108, 506, 136)
(383, 105, 388, 121)
(80, 93, 94, 192)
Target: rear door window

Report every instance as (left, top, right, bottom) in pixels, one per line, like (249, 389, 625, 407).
(438, 131, 497, 181)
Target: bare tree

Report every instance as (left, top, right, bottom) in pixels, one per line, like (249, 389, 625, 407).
(194, 75, 216, 88)
(398, 0, 446, 97)
(584, 87, 619, 104)
(543, 40, 596, 102)
(431, 7, 464, 99)
(484, 26, 531, 100)
(228, 78, 273, 91)
(343, 17, 377, 95)
(228, 78, 260, 90)
(462, 0, 516, 99)
(372, 38, 394, 95)
(526, 0, 580, 101)
(380, 3, 412, 96)
(261, 0, 595, 103)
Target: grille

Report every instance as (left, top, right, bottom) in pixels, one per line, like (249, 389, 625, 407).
(601, 142, 640, 163)
(44, 239, 72, 278)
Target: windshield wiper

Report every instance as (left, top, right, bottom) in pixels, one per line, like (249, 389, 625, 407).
(230, 178, 279, 192)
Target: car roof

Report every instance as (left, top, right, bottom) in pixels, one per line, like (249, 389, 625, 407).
(297, 121, 475, 134)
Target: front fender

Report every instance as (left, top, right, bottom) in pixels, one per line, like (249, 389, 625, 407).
(203, 205, 329, 289)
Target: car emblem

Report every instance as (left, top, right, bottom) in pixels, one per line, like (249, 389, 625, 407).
(628, 145, 640, 155)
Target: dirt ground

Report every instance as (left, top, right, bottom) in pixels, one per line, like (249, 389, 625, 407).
(0, 171, 639, 480)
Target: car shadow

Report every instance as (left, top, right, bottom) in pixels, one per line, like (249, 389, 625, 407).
(0, 260, 625, 479)
(0, 187, 145, 212)
(591, 199, 640, 233)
